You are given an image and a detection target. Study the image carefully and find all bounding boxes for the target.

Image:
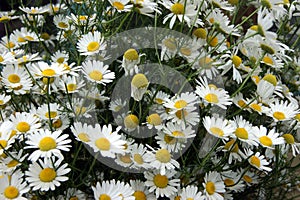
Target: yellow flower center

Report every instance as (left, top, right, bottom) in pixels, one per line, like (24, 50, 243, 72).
(113, 1, 125, 10)
(259, 136, 272, 147)
(42, 77, 55, 84)
(17, 37, 26, 43)
(133, 191, 146, 200)
(8, 74, 21, 83)
(41, 32, 50, 40)
(273, 111, 286, 120)
(57, 57, 65, 64)
(155, 98, 164, 104)
(89, 70, 103, 81)
(45, 111, 58, 119)
(87, 41, 100, 52)
(124, 114, 139, 129)
(261, 0, 272, 8)
(260, 43, 275, 54)
(164, 135, 176, 144)
(174, 100, 187, 109)
(95, 138, 110, 150)
(172, 131, 185, 137)
(153, 174, 168, 188)
(262, 74, 277, 86)
(6, 41, 15, 49)
(171, 3, 184, 14)
(224, 178, 235, 186)
(163, 38, 177, 50)
(237, 100, 247, 108)
(208, 36, 218, 47)
(58, 22, 68, 29)
(0, 140, 7, 149)
(146, 113, 162, 126)
(180, 47, 191, 56)
(67, 83, 77, 92)
(124, 48, 139, 60)
(224, 139, 239, 153)
(250, 156, 260, 168)
(199, 57, 213, 69)
(119, 153, 132, 163)
(175, 109, 188, 120)
(205, 93, 219, 103)
(7, 159, 19, 168)
(39, 168, 57, 182)
(206, 181, 216, 195)
(4, 186, 19, 199)
(42, 69, 56, 77)
(16, 122, 30, 132)
(262, 56, 273, 65)
(209, 127, 224, 137)
(39, 137, 57, 151)
(25, 36, 34, 41)
(295, 114, 300, 121)
(131, 74, 148, 88)
(193, 28, 207, 39)
(232, 55, 242, 67)
(243, 175, 252, 183)
(133, 154, 144, 164)
(155, 149, 171, 163)
(78, 133, 90, 142)
(0, 16, 10, 22)
(52, 119, 63, 129)
(282, 133, 295, 144)
(228, 0, 239, 5)
(235, 127, 248, 139)
(250, 103, 261, 112)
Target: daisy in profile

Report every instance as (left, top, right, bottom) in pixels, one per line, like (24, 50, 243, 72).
(10, 112, 41, 135)
(131, 0, 161, 17)
(36, 103, 62, 120)
(82, 60, 115, 85)
(0, 149, 26, 173)
(220, 139, 246, 164)
(25, 129, 72, 162)
(92, 180, 122, 200)
(1, 64, 33, 95)
(121, 48, 141, 76)
(180, 185, 205, 200)
(0, 94, 11, 106)
(131, 73, 149, 101)
(264, 100, 299, 122)
(155, 131, 186, 153)
(25, 157, 71, 191)
(0, 169, 29, 200)
(109, 0, 133, 12)
(245, 149, 272, 172)
(203, 116, 234, 140)
(70, 122, 92, 143)
(160, 36, 178, 61)
(59, 75, 85, 94)
(238, 169, 259, 186)
(0, 121, 15, 155)
(163, 122, 196, 139)
(221, 171, 245, 192)
(124, 113, 139, 132)
(87, 124, 126, 158)
(0, 50, 15, 65)
(145, 147, 180, 175)
(129, 143, 151, 169)
(146, 113, 163, 129)
(202, 171, 226, 200)
(19, 6, 49, 15)
(144, 169, 180, 198)
(77, 31, 106, 56)
(31, 61, 66, 78)
(254, 126, 284, 149)
(282, 133, 300, 157)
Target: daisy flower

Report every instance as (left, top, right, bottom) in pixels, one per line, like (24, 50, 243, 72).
(68, 98, 95, 119)
(109, 0, 133, 12)
(77, 31, 106, 56)
(203, 116, 234, 140)
(68, 13, 97, 27)
(109, 98, 127, 112)
(92, 180, 122, 200)
(221, 171, 245, 192)
(180, 185, 205, 200)
(131, 0, 161, 17)
(87, 124, 126, 158)
(115, 152, 133, 168)
(19, 6, 49, 15)
(202, 171, 226, 200)
(25, 157, 71, 191)
(53, 14, 70, 30)
(264, 100, 299, 122)
(0, 169, 29, 200)
(59, 75, 85, 94)
(129, 143, 151, 169)
(1, 64, 33, 95)
(25, 129, 72, 162)
(131, 73, 149, 101)
(0, 50, 15, 64)
(130, 179, 156, 200)
(0, 149, 26, 173)
(164, 92, 199, 113)
(245, 149, 272, 172)
(70, 122, 92, 143)
(146, 113, 163, 129)
(145, 147, 180, 175)
(124, 113, 139, 132)
(220, 139, 246, 164)
(10, 112, 41, 135)
(47, 115, 70, 131)
(51, 50, 69, 64)
(112, 180, 135, 200)
(144, 169, 180, 198)
(121, 48, 141, 76)
(82, 60, 115, 85)
(31, 61, 66, 78)
(254, 126, 284, 149)
(0, 121, 15, 155)
(163, 122, 196, 139)
(155, 131, 186, 153)
(0, 10, 18, 23)
(57, 188, 86, 200)
(36, 103, 62, 120)
(0, 94, 11, 106)
(238, 169, 259, 186)
(160, 36, 179, 61)
(0, 37, 18, 51)
(282, 133, 300, 157)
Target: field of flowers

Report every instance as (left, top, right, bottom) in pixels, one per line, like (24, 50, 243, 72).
(0, 0, 300, 199)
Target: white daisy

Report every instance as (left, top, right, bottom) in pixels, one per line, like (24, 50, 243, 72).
(0, 94, 11, 106)
(19, 6, 49, 14)
(129, 143, 151, 169)
(31, 61, 67, 78)
(264, 100, 299, 122)
(109, 0, 133, 12)
(180, 185, 205, 200)
(221, 171, 245, 192)
(203, 116, 234, 140)
(51, 50, 69, 64)
(282, 133, 300, 157)
(0, 50, 15, 64)
(10, 112, 41, 135)
(164, 92, 199, 113)
(70, 122, 92, 143)
(0, 149, 26, 173)
(0, 121, 15, 155)
(77, 31, 106, 56)
(254, 126, 284, 149)
(53, 14, 70, 30)
(202, 171, 226, 200)
(59, 75, 85, 94)
(131, 73, 149, 101)
(36, 103, 62, 120)
(245, 149, 272, 172)
(220, 139, 246, 164)
(155, 131, 186, 153)
(82, 60, 115, 85)
(92, 180, 122, 200)
(112, 180, 135, 200)
(121, 48, 141, 76)
(130, 179, 156, 200)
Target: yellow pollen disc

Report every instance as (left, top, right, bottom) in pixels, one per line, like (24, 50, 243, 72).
(206, 181, 216, 195)
(155, 149, 171, 163)
(25, 36, 34, 41)
(78, 133, 90, 142)
(0, 16, 10, 22)
(283, 133, 295, 144)
(199, 57, 213, 69)
(295, 114, 300, 121)
(17, 37, 26, 43)
(155, 98, 163, 104)
(164, 135, 176, 144)
(209, 18, 215, 24)
(10, 130, 17, 139)
(133, 191, 146, 200)
(147, 113, 162, 126)
(252, 75, 260, 84)
(228, 0, 239, 5)
(208, 36, 218, 47)
(45, 111, 58, 119)
(243, 175, 252, 183)
(172, 131, 185, 137)
(39, 168, 57, 182)
(224, 139, 239, 152)
(70, 197, 79, 200)
(119, 154, 132, 163)
(52, 119, 63, 129)
(89, 70, 103, 81)
(4, 186, 19, 199)
(6, 41, 15, 49)
(259, 136, 272, 147)
(174, 196, 181, 200)
(261, 0, 272, 8)
(124, 114, 139, 129)
(79, 15, 87, 21)
(235, 127, 248, 139)
(16, 122, 30, 132)
(163, 38, 177, 50)
(232, 55, 242, 67)
(174, 100, 188, 109)
(250, 104, 261, 112)
(224, 178, 235, 186)
(39, 137, 57, 151)
(87, 41, 100, 52)
(205, 93, 219, 103)
(13, 85, 23, 90)
(57, 57, 65, 64)
(193, 28, 207, 39)
(208, 84, 217, 89)
(133, 154, 144, 164)
(171, 3, 184, 14)
(262, 56, 273, 65)
(0, 100, 3, 105)
(7, 159, 19, 168)
(209, 127, 224, 137)
(113, 1, 125, 10)
(262, 74, 277, 86)
(0, 56, 4, 63)
(250, 156, 260, 168)
(8, 74, 21, 83)
(95, 138, 110, 150)
(42, 69, 56, 77)
(237, 100, 247, 108)
(58, 22, 68, 29)
(41, 32, 50, 40)
(175, 109, 188, 120)
(260, 43, 275, 54)
(124, 48, 139, 60)
(180, 47, 191, 56)
(42, 77, 55, 84)
(0, 140, 8, 149)
(273, 111, 286, 120)
(131, 74, 148, 88)
(153, 174, 168, 188)
(67, 83, 77, 92)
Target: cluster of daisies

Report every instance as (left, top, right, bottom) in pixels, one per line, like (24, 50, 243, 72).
(0, 0, 300, 199)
